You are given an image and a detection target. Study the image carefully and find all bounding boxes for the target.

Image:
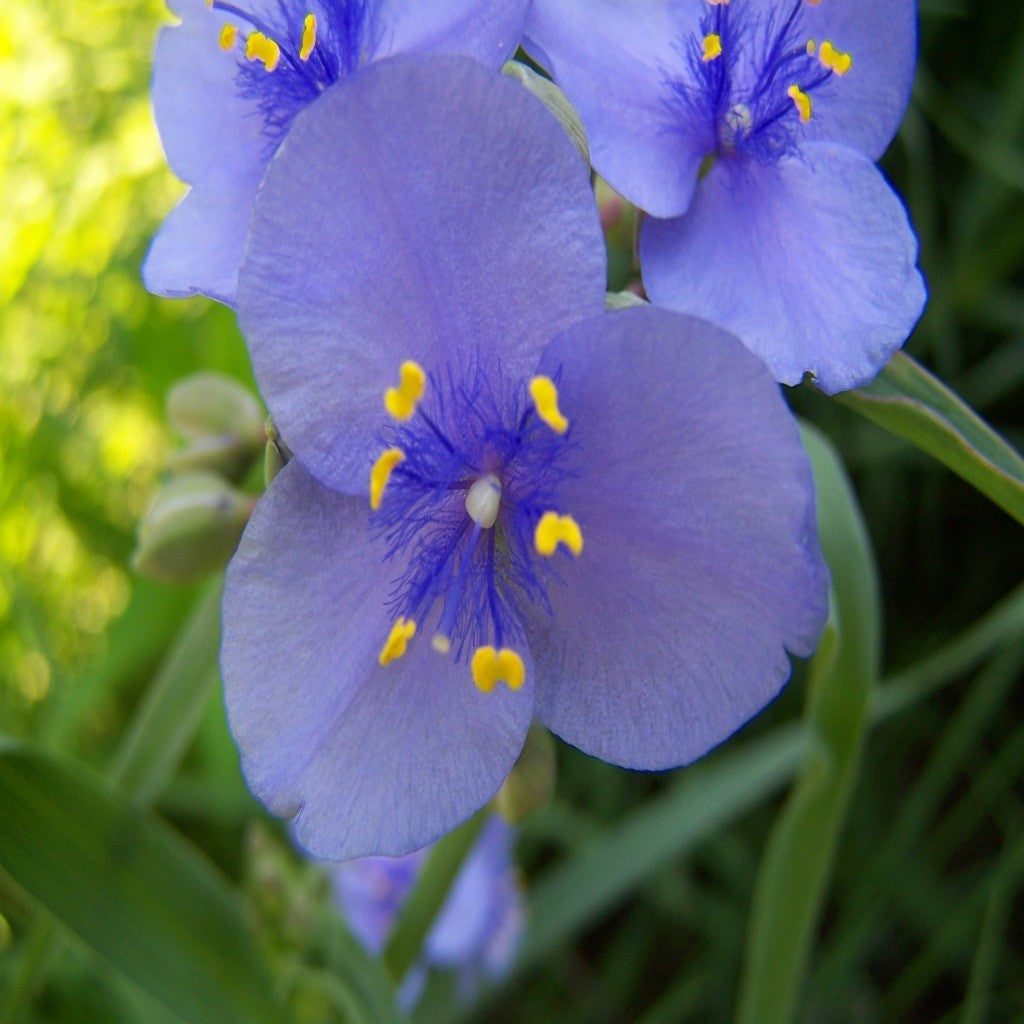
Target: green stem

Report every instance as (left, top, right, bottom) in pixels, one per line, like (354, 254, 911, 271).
(383, 808, 488, 983)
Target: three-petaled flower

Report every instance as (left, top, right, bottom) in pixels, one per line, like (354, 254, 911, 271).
(144, 0, 529, 304)
(220, 55, 828, 859)
(525, 0, 927, 393)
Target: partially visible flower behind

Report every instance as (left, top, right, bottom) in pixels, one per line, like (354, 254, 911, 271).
(524, 0, 927, 393)
(143, 0, 530, 304)
(333, 816, 523, 1006)
(221, 54, 828, 860)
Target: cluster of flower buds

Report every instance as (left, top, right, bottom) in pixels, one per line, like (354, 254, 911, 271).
(133, 372, 266, 583)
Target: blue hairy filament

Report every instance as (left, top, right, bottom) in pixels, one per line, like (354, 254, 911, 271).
(371, 358, 577, 660)
(669, 0, 840, 162)
(212, 0, 372, 150)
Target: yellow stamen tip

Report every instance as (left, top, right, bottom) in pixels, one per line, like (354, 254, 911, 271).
(245, 31, 280, 72)
(788, 84, 812, 123)
(300, 12, 317, 60)
(471, 646, 525, 693)
(219, 24, 237, 50)
(534, 511, 583, 558)
(806, 38, 816, 56)
(529, 375, 568, 434)
(431, 634, 451, 655)
(819, 40, 852, 76)
(379, 617, 416, 666)
(702, 33, 722, 62)
(369, 447, 405, 510)
(384, 360, 426, 421)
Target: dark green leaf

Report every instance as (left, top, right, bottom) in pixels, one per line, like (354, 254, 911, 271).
(0, 740, 285, 1024)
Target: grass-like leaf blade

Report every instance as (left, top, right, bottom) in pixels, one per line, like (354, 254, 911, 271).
(735, 424, 880, 1024)
(838, 351, 1024, 526)
(0, 740, 285, 1024)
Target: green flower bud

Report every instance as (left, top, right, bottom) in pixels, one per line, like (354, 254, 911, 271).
(502, 61, 590, 166)
(495, 722, 557, 824)
(133, 472, 253, 584)
(165, 373, 265, 482)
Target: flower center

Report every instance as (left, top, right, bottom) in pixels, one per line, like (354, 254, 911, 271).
(675, 0, 853, 162)
(368, 357, 584, 692)
(208, 0, 371, 149)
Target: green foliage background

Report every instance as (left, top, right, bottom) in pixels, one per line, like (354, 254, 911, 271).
(1, 1, 1022, 1021)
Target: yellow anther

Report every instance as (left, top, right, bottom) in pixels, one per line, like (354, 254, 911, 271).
(471, 646, 525, 693)
(806, 38, 816, 56)
(369, 447, 405, 510)
(379, 617, 416, 666)
(384, 361, 426, 421)
(245, 31, 281, 72)
(818, 40, 852, 76)
(534, 511, 584, 558)
(219, 24, 237, 50)
(788, 84, 812, 123)
(702, 33, 722, 62)
(529, 376, 568, 434)
(431, 633, 451, 655)
(300, 13, 317, 60)
(806, 0, 822, 6)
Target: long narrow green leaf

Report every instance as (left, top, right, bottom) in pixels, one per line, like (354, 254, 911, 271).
(736, 424, 880, 1024)
(517, 724, 806, 976)
(872, 576, 1024, 721)
(0, 740, 285, 1024)
(108, 579, 223, 802)
(837, 351, 1024, 526)
(3, 581, 231, 1024)
(959, 839, 1024, 1024)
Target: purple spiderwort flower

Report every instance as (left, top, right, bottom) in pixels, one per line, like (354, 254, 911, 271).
(332, 816, 523, 1006)
(524, 0, 927, 393)
(220, 54, 828, 859)
(143, 0, 530, 305)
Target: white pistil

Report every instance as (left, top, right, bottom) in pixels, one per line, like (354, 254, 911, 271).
(465, 473, 502, 529)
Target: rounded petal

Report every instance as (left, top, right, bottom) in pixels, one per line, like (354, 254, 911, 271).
(785, 0, 917, 159)
(524, 0, 708, 217)
(153, 0, 267, 186)
(529, 306, 828, 770)
(142, 167, 261, 304)
(427, 816, 521, 973)
(371, 0, 529, 67)
(237, 54, 605, 495)
(641, 144, 927, 394)
(222, 459, 533, 859)
(332, 851, 423, 954)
